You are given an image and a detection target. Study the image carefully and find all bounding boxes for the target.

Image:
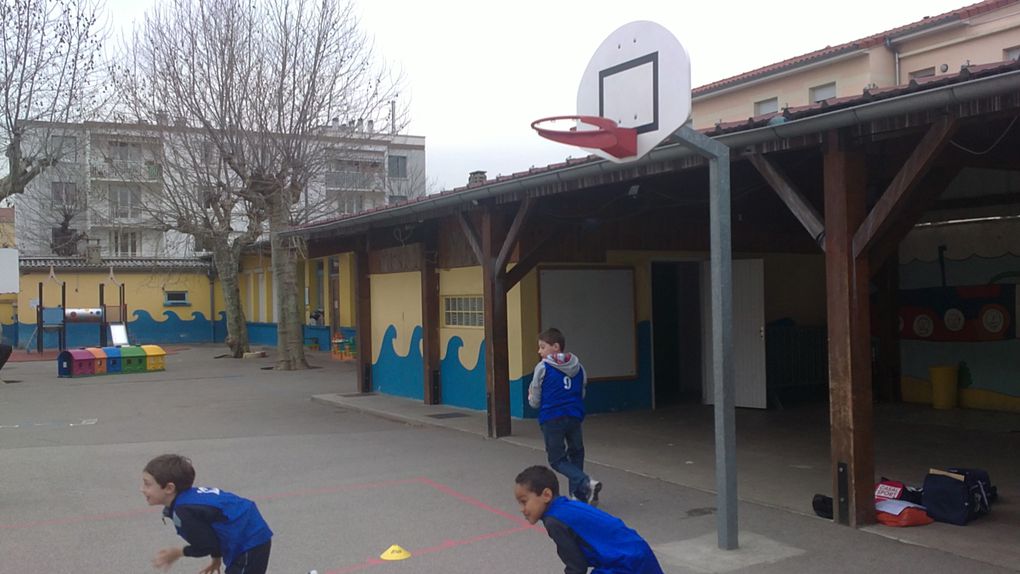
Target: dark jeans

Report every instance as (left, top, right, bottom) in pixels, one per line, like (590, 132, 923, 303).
(226, 540, 271, 574)
(541, 416, 590, 499)
(0, 343, 11, 372)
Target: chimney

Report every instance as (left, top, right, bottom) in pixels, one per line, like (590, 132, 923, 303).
(468, 170, 487, 186)
(356, 118, 363, 131)
(390, 100, 397, 134)
(331, 117, 340, 128)
(367, 120, 374, 133)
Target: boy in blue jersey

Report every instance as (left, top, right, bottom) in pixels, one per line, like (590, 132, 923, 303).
(514, 465, 664, 574)
(141, 454, 273, 574)
(529, 328, 601, 505)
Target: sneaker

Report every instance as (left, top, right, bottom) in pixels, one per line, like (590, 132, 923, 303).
(586, 479, 602, 507)
(568, 494, 579, 501)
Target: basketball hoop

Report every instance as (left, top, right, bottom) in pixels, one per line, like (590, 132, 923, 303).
(531, 115, 637, 159)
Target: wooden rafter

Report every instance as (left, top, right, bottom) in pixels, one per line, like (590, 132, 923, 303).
(748, 153, 825, 250)
(494, 197, 534, 277)
(852, 115, 958, 260)
(457, 212, 484, 265)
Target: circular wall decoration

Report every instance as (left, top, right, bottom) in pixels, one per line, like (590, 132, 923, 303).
(913, 314, 935, 338)
(943, 308, 965, 332)
(980, 306, 1007, 334)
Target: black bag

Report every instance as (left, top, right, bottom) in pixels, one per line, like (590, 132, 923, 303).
(922, 469, 992, 525)
(947, 467, 997, 505)
(812, 494, 833, 519)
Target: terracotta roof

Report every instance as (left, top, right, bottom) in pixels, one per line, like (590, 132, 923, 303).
(292, 58, 1020, 236)
(19, 256, 213, 271)
(693, 0, 1018, 96)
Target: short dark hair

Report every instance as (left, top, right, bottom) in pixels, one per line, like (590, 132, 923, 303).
(144, 454, 196, 491)
(515, 465, 559, 497)
(539, 328, 565, 350)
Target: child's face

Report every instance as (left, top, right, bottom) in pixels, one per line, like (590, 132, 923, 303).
(537, 339, 560, 360)
(514, 483, 553, 525)
(141, 471, 176, 507)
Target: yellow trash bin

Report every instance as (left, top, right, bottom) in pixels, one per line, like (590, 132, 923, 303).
(929, 365, 959, 409)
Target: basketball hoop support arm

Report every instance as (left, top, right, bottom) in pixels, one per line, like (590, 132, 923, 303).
(673, 124, 738, 551)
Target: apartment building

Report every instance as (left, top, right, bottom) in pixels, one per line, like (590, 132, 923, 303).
(691, 0, 1020, 128)
(11, 120, 427, 257)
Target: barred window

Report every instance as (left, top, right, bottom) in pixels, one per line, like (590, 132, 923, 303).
(443, 295, 483, 327)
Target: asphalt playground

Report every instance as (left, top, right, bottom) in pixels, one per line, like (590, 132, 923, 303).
(1, 346, 1017, 573)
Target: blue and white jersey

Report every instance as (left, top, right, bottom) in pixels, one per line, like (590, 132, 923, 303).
(529, 352, 587, 424)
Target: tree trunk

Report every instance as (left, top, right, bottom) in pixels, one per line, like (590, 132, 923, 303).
(269, 194, 308, 370)
(212, 245, 250, 358)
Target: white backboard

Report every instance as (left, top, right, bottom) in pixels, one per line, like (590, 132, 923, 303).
(577, 21, 691, 163)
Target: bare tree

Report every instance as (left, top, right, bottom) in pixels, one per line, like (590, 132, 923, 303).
(1, 0, 105, 200)
(117, 0, 404, 369)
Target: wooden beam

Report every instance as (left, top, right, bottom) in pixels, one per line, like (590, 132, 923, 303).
(481, 208, 512, 437)
(354, 244, 373, 394)
(457, 212, 484, 265)
(495, 197, 534, 275)
(852, 116, 958, 260)
(747, 153, 825, 250)
(420, 224, 441, 405)
(866, 164, 964, 273)
(823, 132, 874, 528)
(505, 225, 561, 289)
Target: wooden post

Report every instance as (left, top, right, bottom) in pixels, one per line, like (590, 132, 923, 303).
(421, 224, 441, 404)
(874, 254, 901, 403)
(481, 209, 512, 437)
(823, 132, 874, 528)
(354, 246, 373, 394)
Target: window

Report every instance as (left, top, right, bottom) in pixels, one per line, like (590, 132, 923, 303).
(51, 182, 83, 211)
(443, 295, 484, 327)
(110, 185, 142, 219)
(164, 290, 189, 306)
(108, 140, 141, 161)
(51, 227, 80, 255)
(49, 135, 77, 161)
(326, 159, 381, 189)
(336, 193, 363, 214)
(1005, 46, 1020, 61)
(809, 82, 836, 103)
(754, 97, 779, 116)
(909, 67, 936, 80)
(110, 230, 139, 256)
(387, 155, 408, 178)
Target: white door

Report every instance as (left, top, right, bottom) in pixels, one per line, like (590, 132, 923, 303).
(701, 259, 767, 408)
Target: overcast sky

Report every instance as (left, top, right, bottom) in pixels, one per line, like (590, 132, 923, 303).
(106, 0, 972, 191)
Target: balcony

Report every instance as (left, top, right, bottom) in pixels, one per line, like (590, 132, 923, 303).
(90, 159, 163, 181)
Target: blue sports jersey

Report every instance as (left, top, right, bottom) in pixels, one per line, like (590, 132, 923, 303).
(171, 487, 273, 567)
(543, 496, 664, 574)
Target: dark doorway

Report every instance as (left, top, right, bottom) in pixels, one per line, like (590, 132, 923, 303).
(652, 262, 702, 406)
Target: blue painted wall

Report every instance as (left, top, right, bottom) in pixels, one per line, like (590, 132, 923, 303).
(436, 321, 654, 418)
(12, 309, 227, 349)
(372, 324, 423, 399)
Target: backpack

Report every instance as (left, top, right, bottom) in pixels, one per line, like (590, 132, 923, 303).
(922, 468, 993, 525)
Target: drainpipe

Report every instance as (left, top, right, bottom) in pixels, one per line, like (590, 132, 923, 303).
(886, 37, 901, 85)
(208, 264, 216, 343)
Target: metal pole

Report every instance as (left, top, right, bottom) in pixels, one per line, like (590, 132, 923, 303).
(674, 125, 737, 550)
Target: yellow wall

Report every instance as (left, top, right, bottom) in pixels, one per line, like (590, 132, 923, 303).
(239, 254, 272, 322)
(17, 269, 214, 324)
(370, 271, 421, 362)
(439, 267, 484, 371)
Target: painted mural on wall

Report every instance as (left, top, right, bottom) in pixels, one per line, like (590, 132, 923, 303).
(898, 284, 1015, 342)
(12, 309, 227, 349)
(369, 321, 654, 417)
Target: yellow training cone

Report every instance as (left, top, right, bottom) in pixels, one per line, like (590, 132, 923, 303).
(380, 544, 412, 561)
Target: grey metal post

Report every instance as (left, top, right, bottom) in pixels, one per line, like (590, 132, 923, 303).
(674, 125, 737, 550)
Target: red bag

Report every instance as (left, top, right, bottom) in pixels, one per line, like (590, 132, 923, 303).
(876, 507, 934, 527)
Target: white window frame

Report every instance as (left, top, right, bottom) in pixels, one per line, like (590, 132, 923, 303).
(909, 67, 936, 80)
(49, 135, 77, 161)
(1005, 46, 1020, 61)
(110, 230, 140, 256)
(443, 295, 484, 328)
(387, 155, 408, 179)
(754, 97, 779, 116)
(163, 290, 190, 306)
(110, 185, 143, 219)
(809, 82, 836, 103)
(51, 182, 82, 211)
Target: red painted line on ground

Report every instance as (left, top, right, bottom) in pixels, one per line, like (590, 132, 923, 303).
(415, 476, 531, 527)
(321, 526, 541, 574)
